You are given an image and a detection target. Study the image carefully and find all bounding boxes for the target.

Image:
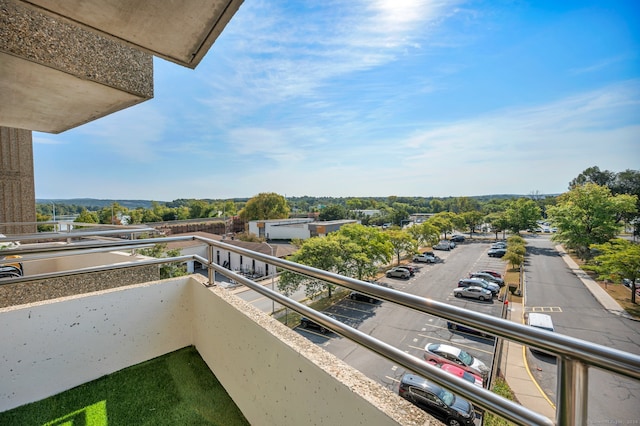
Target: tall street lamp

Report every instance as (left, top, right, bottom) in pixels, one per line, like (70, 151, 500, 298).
(50, 202, 56, 232)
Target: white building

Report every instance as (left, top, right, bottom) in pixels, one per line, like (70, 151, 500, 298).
(166, 232, 296, 278)
(248, 219, 359, 241)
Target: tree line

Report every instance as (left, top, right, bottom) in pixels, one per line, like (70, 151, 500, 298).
(35, 166, 640, 303)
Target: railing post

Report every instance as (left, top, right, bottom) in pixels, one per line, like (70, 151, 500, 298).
(207, 242, 214, 287)
(557, 356, 588, 425)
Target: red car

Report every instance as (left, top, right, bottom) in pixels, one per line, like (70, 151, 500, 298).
(437, 363, 484, 388)
(478, 269, 502, 279)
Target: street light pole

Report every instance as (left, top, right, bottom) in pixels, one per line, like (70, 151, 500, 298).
(51, 202, 56, 232)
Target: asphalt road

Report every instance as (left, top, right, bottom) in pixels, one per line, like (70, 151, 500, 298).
(234, 235, 640, 423)
(522, 235, 640, 424)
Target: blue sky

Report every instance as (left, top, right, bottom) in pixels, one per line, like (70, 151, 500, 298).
(33, 0, 640, 201)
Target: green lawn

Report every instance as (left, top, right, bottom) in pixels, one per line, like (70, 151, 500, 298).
(0, 346, 249, 426)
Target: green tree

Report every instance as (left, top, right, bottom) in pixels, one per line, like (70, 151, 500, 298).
(504, 198, 541, 234)
(319, 204, 347, 221)
(611, 169, 640, 237)
(239, 193, 290, 221)
(138, 243, 187, 279)
(36, 212, 53, 232)
(428, 212, 465, 239)
(98, 202, 127, 224)
(547, 183, 638, 259)
(188, 200, 210, 218)
(150, 201, 172, 222)
(429, 199, 446, 213)
(389, 204, 410, 226)
(386, 229, 418, 265)
(74, 208, 99, 225)
(569, 166, 616, 189)
(504, 235, 526, 271)
(334, 224, 393, 279)
(141, 207, 162, 223)
(278, 237, 341, 299)
(586, 238, 640, 304)
(461, 211, 484, 237)
(485, 212, 509, 240)
(448, 197, 480, 213)
(128, 208, 144, 224)
(407, 222, 440, 248)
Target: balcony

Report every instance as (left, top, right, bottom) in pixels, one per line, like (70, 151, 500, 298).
(1, 230, 639, 425)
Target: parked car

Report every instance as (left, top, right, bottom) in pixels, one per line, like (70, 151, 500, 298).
(299, 313, 338, 334)
(433, 241, 452, 251)
(1, 255, 23, 275)
(0, 265, 22, 279)
(450, 235, 465, 243)
(453, 286, 493, 301)
(487, 248, 506, 258)
(386, 267, 410, 279)
(433, 362, 484, 388)
(413, 253, 437, 263)
(526, 313, 555, 356)
(447, 321, 492, 338)
(469, 272, 505, 287)
(478, 269, 502, 279)
(349, 291, 378, 303)
(423, 343, 489, 379)
(398, 373, 476, 426)
(458, 278, 499, 296)
(490, 241, 507, 249)
(400, 265, 416, 275)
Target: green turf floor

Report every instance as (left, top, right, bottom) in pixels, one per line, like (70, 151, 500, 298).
(0, 346, 249, 426)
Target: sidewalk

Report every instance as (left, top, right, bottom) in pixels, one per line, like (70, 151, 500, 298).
(555, 245, 632, 318)
(504, 301, 556, 420)
(503, 244, 631, 421)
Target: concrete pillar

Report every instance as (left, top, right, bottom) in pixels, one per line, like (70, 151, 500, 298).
(0, 127, 36, 234)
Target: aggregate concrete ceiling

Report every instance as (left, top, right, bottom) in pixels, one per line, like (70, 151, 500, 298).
(0, 0, 243, 133)
(20, 0, 244, 68)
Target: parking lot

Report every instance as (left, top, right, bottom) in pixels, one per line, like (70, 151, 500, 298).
(294, 240, 507, 423)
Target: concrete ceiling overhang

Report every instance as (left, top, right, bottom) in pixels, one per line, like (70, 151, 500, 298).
(0, 0, 154, 134)
(18, 0, 244, 69)
(0, 0, 242, 134)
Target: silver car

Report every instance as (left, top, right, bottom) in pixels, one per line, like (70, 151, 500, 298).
(386, 267, 410, 279)
(423, 343, 489, 379)
(453, 286, 492, 301)
(469, 272, 505, 287)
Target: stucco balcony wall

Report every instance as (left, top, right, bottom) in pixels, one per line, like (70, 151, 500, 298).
(0, 276, 430, 425)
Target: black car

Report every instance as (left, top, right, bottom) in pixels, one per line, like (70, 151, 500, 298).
(349, 291, 378, 303)
(398, 373, 476, 426)
(299, 314, 337, 334)
(447, 321, 492, 338)
(487, 248, 506, 258)
(450, 235, 465, 243)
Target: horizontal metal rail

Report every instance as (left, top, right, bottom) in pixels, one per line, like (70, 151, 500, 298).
(2, 233, 639, 425)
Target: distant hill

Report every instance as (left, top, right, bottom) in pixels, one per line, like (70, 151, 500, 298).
(37, 194, 559, 211)
(36, 198, 164, 209)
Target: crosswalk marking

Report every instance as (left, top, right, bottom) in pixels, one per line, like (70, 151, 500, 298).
(525, 306, 563, 313)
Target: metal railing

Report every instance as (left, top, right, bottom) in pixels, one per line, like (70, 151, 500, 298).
(2, 233, 640, 426)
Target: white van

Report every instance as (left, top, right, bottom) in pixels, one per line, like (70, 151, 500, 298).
(526, 313, 555, 356)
